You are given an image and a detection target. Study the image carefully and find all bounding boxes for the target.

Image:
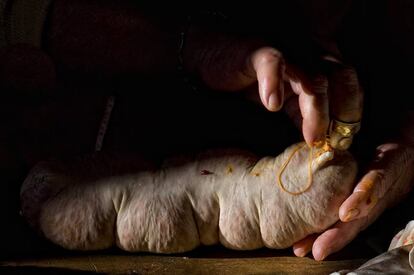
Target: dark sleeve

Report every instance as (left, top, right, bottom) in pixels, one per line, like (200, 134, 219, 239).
(0, 0, 53, 48)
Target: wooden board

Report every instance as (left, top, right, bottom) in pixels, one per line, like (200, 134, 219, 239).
(1, 243, 374, 275)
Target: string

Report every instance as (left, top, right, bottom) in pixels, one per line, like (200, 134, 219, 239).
(277, 143, 314, 195)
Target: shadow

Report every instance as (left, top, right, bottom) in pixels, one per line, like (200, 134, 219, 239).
(180, 245, 294, 259)
(112, 241, 375, 261)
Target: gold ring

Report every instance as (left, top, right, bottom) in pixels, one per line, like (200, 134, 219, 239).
(329, 119, 361, 137)
(329, 119, 361, 150)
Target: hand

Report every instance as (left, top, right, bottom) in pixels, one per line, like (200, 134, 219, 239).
(283, 58, 364, 149)
(247, 48, 332, 146)
(185, 32, 363, 149)
(292, 143, 414, 260)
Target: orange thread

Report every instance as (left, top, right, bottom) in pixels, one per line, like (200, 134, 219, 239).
(277, 143, 314, 195)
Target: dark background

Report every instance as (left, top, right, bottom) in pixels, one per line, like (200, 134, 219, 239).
(0, 0, 413, 260)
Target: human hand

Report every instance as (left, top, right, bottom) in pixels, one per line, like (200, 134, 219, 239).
(283, 58, 363, 150)
(292, 143, 414, 261)
(184, 29, 363, 148)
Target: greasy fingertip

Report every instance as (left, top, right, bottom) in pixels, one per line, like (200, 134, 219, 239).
(302, 120, 327, 146)
(341, 208, 361, 222)
(300, 104, 329, 146)
(339, 172, 382, 222)
(339, 191, 370, 222)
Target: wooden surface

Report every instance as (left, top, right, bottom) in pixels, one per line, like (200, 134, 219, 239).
(1, 243, 374, 275)
(0, 255, 366, 275)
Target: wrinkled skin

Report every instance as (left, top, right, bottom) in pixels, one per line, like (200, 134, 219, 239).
(20, 142, 357, 253)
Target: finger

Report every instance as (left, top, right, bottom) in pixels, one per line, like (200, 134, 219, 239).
(327, 63, 363, 122)
(295, 73, 330, 146)
(314, 189, 390, 261)
(339, 144, 408, 223)
(251, 47, 285, 111)
(293, 234, 318, 257)
(326, 63, 363, 150)
(314, 144, 414, 261)
(312, 219, 365, 261)
(339, 170, 382, 222)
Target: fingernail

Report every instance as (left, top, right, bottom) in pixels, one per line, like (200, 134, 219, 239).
(366, 194, 378, 208)
(343, 208, 360, 222)
(293, 247, 308, 257)
(313, 249, 326, 261)
(317, 254, 326, 261)
(268, 93, 281, 111)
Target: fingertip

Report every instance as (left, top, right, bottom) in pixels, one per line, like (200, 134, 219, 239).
(339, 183, 377, 222)
(267, 92, 283, 111)
(302, 125, 326, 147)
(293, 246, 308, 257)
(254, 48, 285, 112)
(301, 113, 329, 147)
(312, 244, 326, 261)
(339, 198, 357, 222)
(292, 234, 318, 258)
(293, 243, 312, 257)
(339, 206, 350, 222)
(341, 208, 361, 223)
(263, 76, 284, 112)
(311, 231, 337, 261)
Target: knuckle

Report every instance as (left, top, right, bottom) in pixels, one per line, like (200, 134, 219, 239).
(334, 66, 360, 88)
(257, 47, 284, 65)
(311, 75, 328, 90)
